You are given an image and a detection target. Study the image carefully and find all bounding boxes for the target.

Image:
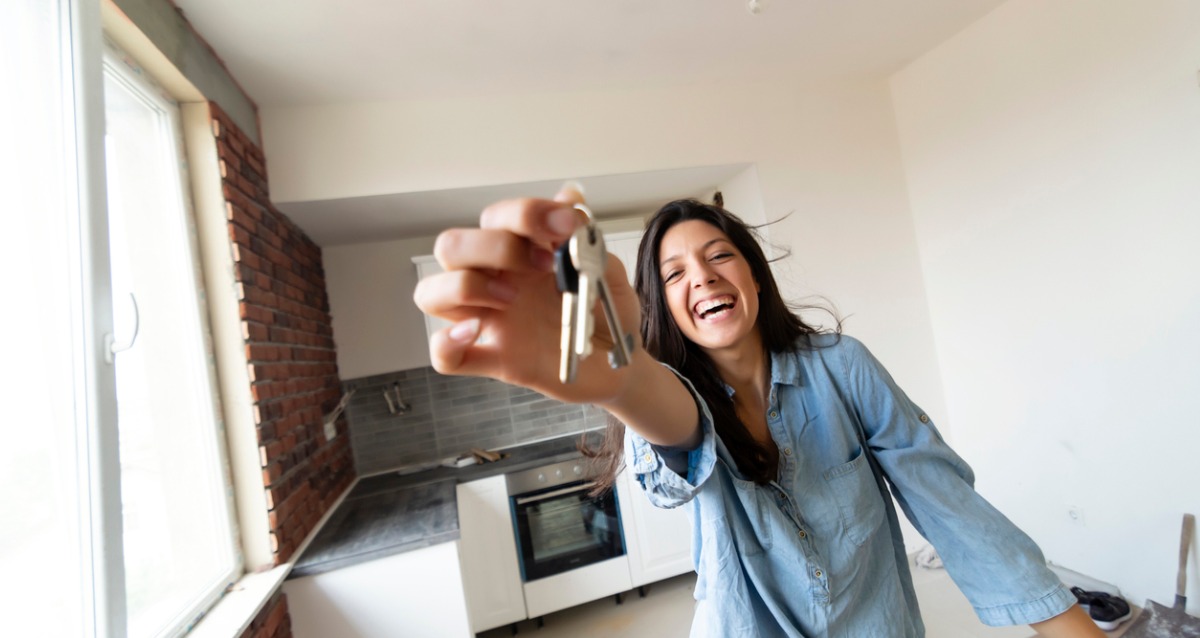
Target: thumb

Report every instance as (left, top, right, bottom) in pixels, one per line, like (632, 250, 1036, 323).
(554, 180, 587, 207)
(429, 318, 491, 376)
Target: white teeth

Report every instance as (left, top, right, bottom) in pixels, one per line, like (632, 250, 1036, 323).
(695, 296, 734, 317)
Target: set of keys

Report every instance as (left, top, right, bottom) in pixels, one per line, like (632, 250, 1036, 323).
(554, 203, 636, 383)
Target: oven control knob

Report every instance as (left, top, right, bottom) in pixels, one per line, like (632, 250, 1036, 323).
(555, 469, 563, 479)
(573, 465, 582, 475)
(537, 473, 546, 483)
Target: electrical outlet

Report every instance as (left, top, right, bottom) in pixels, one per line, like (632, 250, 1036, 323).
(1067, 505, 1085, 526)
(324, 418, 337, 441)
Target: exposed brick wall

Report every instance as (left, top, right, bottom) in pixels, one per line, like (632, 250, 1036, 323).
(238, 592, 291, 638)
(209, 101, 356, 638)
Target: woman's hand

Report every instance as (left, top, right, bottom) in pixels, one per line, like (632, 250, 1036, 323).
(413, 185, 642, 406)
(1030, 604, 1107, 637)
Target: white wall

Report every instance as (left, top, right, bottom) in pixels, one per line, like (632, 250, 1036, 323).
(891, 0, 1200, 609)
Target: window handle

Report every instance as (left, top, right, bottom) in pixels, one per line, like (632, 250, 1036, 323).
(104, 292, 139, 364)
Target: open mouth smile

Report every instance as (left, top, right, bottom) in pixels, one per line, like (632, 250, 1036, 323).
(694, 295, 737, 320)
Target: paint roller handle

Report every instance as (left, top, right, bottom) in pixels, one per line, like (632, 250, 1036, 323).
(1178, 513, 1195, 608)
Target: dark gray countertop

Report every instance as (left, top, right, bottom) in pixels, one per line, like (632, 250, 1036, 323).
(289, 430, 602, 578)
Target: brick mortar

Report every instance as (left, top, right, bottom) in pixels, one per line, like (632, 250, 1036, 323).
(209, 101, 355, 573)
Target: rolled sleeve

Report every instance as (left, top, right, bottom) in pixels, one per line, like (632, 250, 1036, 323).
(624, 364, 718, 509)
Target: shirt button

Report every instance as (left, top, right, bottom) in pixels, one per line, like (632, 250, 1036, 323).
(783, 448, 792, 456)
(814, 569, 823, 578)
(644, 453, 653, 463)
(798, 530, 807, 539)
(769, 411, 779, 419)
(919, 414, 930, 423)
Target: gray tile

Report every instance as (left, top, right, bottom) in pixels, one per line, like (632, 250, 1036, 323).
(344, 366, 590, 474)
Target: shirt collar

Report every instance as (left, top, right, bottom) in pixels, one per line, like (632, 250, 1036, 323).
(770, 347, 804, 388)
(720, 347, 804, 397)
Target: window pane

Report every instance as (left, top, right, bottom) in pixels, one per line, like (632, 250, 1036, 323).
(103, 57, 238, 638)
(0, 1, 91, 636)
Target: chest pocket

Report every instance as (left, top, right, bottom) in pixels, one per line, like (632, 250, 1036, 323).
(821, 447, 886, 546)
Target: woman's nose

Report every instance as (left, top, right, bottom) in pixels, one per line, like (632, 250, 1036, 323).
(690, 263, 718, 287)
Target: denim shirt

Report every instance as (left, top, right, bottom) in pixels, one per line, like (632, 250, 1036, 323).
(625, 335, 1074, 638)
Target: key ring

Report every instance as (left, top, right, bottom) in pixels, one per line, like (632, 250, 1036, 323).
(573, 203, 595, 222)
(573, 203, 597, 242)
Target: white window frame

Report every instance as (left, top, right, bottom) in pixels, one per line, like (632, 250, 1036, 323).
(101, 36, 243, 638)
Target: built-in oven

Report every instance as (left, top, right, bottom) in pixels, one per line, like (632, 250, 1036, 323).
(507, 457, 626, 583)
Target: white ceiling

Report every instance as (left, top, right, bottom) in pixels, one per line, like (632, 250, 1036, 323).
(169, 0, 1007, 244)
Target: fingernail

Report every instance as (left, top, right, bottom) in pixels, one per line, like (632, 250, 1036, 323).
(487, 278, 518, 302)
(558, 180, 585, 198)
(530, 245, 556, 271)
(547, 207, 577, 236)
(448, 318, 480, 343)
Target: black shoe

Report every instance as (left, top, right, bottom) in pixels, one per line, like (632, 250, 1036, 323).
(1070, 587, 1132, 631)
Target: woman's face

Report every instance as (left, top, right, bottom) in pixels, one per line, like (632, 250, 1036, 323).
(657, 220, 760, 355)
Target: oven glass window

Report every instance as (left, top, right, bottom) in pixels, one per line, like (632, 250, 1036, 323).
(513, 482, 624, 581)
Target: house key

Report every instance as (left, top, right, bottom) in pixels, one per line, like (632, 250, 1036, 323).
(555, 204, 635, 384)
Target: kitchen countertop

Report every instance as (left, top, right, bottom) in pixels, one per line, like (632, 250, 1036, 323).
(289, 430, 602, 578)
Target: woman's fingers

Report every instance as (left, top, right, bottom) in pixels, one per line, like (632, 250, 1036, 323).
(479, 192, 588, 248)
(429, 318, 500, 377)
(414, 269, 521, 320)
(433, 228, 555, 272)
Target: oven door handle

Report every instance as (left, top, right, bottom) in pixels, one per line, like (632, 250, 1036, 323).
(514, 481, 597, 505)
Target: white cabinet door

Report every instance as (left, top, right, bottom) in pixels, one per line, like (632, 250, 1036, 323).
(604, 230, 642, 285)
(616, 466, 695, 588)
(456, 476, 527, 633)
(284, 542, 471, 638)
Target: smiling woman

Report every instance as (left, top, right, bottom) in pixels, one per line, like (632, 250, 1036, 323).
(414, 190, 1104, 637)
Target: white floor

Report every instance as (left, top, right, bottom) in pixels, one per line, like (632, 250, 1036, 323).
(479, 565, 1134, 637)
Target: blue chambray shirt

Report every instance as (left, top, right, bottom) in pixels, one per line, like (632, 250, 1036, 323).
(625, 335, 1074, 638)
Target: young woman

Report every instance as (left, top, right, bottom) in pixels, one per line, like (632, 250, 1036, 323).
(413, 186, 1103, 637)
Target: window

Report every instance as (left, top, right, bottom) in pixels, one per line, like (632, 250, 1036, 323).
(102, 42, 241, 638)
(1, 0, 117, 636)
(3, 6, 249, 636)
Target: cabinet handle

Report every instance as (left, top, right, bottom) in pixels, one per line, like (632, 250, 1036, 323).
(515, 481, 596, 505)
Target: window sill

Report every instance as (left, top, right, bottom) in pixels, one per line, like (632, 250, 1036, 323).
(187, 564, 291, 638)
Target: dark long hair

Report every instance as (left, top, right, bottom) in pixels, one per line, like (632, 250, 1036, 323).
(583, 199, 839, 489)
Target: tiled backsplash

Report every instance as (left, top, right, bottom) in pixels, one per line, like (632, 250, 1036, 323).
(343, 367, 607, 475)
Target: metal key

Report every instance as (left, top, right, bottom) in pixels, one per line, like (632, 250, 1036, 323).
(555, 237, 580, 383)
(555, 204, 635, 383)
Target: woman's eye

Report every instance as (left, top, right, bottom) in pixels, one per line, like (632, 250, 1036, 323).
(663, 270, 681, 283)
(710, 252, 733, 262)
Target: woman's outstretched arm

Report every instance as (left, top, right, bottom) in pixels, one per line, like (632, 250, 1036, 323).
(413, 185, 699, 448)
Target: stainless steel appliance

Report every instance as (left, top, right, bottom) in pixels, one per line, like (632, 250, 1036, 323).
(507, 457, 632, 617)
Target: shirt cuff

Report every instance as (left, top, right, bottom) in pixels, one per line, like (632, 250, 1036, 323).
(974, 582, 1077, 627)
(623, 364, 718, 509)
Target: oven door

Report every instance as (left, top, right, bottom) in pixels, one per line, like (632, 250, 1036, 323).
(510, 480, 625, 582)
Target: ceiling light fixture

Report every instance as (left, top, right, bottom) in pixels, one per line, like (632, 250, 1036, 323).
(747, 0, 768, 14)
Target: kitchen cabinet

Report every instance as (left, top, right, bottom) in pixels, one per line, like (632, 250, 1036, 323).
(283, 541, 471, 638)
(615, 465, 694, 588)
(455, 475, 526, 633)
(603, 230, 642, 284)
